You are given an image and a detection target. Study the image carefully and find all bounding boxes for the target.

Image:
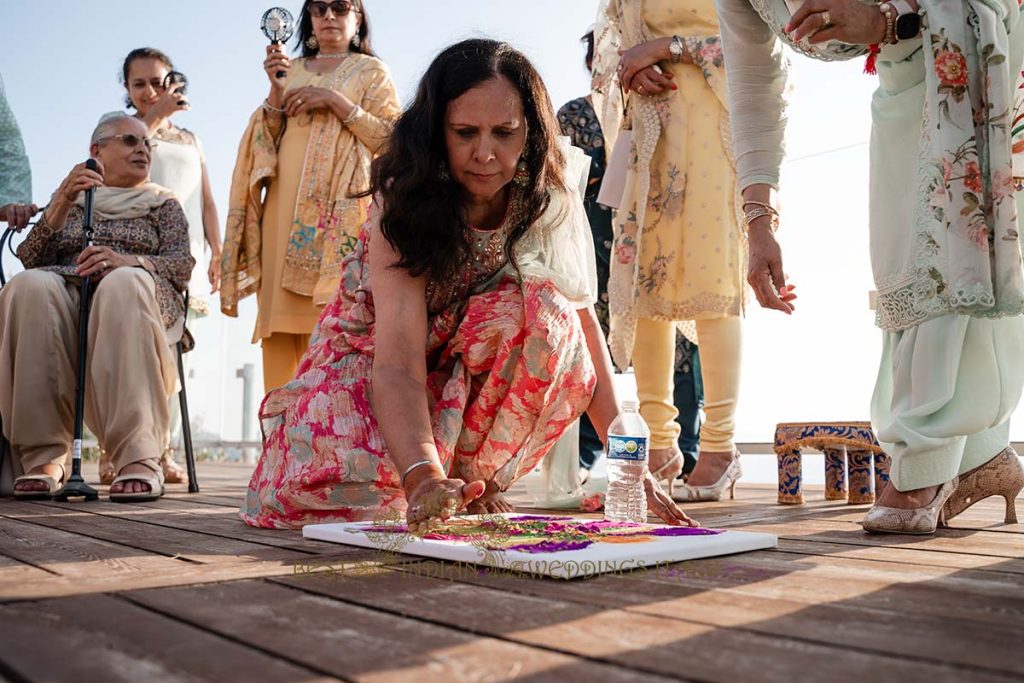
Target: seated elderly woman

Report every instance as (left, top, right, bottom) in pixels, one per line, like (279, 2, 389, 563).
(0, 113, 194, 502)
(241, 38, 694, 530)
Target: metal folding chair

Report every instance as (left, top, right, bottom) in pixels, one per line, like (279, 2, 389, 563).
(0, 226, 199, 493)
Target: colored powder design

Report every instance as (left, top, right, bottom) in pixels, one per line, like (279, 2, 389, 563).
(352, 515, 721, 554)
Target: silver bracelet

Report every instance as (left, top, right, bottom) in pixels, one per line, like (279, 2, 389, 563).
(342, 104, 364, 125)
(400, 459, 435, 487)
(263, 98, 285, 113)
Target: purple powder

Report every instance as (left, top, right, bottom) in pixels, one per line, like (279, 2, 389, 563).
(504, 539, 594, 553)
(621, 527, 722, 537)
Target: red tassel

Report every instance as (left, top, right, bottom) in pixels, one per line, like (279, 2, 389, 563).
(864, 44, 880, 75)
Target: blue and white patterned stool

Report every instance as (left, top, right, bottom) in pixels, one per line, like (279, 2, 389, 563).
(773, 422, 890, 505)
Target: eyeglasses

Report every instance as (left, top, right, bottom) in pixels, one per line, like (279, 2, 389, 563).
(97, 134, 157, 150)
(309, 1, 359, 18)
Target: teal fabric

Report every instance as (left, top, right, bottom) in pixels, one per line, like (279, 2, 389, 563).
(0, 74, 31, 205)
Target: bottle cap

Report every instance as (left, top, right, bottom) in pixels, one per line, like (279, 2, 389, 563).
(621, 400, 639, 412)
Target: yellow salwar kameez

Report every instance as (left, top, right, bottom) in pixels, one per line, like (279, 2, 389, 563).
(594, 0, 744, 451)
(222, 55, 400, 391)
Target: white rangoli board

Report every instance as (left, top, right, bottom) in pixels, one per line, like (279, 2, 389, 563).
(303, 513, 778, 580)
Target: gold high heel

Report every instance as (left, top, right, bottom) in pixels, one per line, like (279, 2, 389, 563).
(861, 478, 958, 535)
(671, 451, 742, 502)
(942, 446, 1023, 526)
(648, 446, 684, 497)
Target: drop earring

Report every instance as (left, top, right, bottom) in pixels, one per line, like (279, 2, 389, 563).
(352, 33, 361, 49)
(306, 35, 319, 50)
(437, 162, 451, 182)
(513, 160, 529, 187)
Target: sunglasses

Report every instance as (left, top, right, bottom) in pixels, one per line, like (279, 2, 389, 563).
(98, 134, 156, 150)
(309, 1, 359, 18)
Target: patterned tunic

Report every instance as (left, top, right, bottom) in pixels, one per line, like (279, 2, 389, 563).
(16, 200, 195, 329)
(557, 96, 699, 375)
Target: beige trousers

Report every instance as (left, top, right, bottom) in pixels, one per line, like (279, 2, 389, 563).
(633, 316, 742, 452)
(0, 269, 177, 478)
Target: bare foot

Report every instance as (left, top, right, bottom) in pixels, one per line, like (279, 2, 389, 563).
(13, 463, 64, 494)
(685, 450, 733, 487)
(109, 462, 157, 496)
(466, 480, 514, 514)
(875, 482, 941, 509)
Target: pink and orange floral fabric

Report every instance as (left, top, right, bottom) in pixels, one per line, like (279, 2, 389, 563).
(240, 213, 597, 529)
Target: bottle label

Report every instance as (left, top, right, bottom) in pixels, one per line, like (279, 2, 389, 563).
(607, 435, 648, 461)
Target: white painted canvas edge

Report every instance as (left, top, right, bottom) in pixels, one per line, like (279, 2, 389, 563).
(303, 514, 778, 579)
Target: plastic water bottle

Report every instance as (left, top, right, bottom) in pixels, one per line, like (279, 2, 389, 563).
(604, 400, 649, 524)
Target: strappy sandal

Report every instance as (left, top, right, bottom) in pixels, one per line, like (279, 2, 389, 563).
(109, 458, 165, 503)
(160, 449, 187, 484)
(98, 449, 115, 485)
(13, 464, 67, 500)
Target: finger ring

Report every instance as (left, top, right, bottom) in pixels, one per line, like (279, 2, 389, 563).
(296, 98, 304, 105)
(820, 10, 832, 27)
(102, 261, 108, 270)
(637, 85, 648, 96)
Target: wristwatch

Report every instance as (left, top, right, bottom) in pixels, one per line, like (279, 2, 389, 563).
(668, 35, 684, 64)
(890, 0, 922, 42)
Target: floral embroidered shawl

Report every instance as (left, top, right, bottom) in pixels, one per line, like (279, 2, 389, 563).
(894, 0, 1024, 327)
(220, 56, 400, 316)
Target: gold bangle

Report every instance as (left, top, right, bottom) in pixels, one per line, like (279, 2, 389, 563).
(744, 207, 780, 232)
(742, 200, 778, 214)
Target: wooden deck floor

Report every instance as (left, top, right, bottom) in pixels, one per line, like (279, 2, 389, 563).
(0, 462, 1021, 682)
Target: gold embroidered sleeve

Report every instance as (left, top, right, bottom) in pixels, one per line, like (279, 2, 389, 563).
(344, 66, 401, 155)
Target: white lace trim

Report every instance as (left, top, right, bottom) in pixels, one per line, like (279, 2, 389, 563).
(748, 0, 868, 62)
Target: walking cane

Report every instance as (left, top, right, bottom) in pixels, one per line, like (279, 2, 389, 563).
(55, 159, 100, 502)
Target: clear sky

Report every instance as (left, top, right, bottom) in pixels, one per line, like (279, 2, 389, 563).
(6, 1, 1021, 443)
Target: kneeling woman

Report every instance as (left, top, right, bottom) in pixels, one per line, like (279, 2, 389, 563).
(241, 39, 693, 530)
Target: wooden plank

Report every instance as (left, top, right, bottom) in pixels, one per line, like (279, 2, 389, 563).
(1, 554, 387, 603)
(2, 500, 306, 564)
(0, 515, 189, 579)
(100, 496, 346, 553)
(775, 539, 1024, 575)
(0, 551, 55, 585)
(127, 579, 674, 683)
(33, 496, 345, 554)
(0, 594, 336, 682)
(734, 518, 1024, 559)
(376, 546, 1024, 675)
(273, 571, 1013, 683)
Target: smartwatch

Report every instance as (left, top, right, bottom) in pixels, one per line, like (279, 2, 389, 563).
(890, 0, 921, 42)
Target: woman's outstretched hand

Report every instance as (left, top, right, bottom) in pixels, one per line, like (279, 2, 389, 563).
(405, 475, 486, 533)
(748, 221, 796, 314)
(645, 473, 699, 526)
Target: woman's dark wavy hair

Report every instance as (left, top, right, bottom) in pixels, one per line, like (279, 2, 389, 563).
(121, 47, 174, 109)
(295, 0, 376, 57)
(369, 38, 566, 281)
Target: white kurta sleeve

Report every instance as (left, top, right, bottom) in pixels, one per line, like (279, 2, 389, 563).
(716, 0, 790, 189)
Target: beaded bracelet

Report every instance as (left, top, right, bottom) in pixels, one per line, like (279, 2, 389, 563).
(263, 98, 285, 113)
